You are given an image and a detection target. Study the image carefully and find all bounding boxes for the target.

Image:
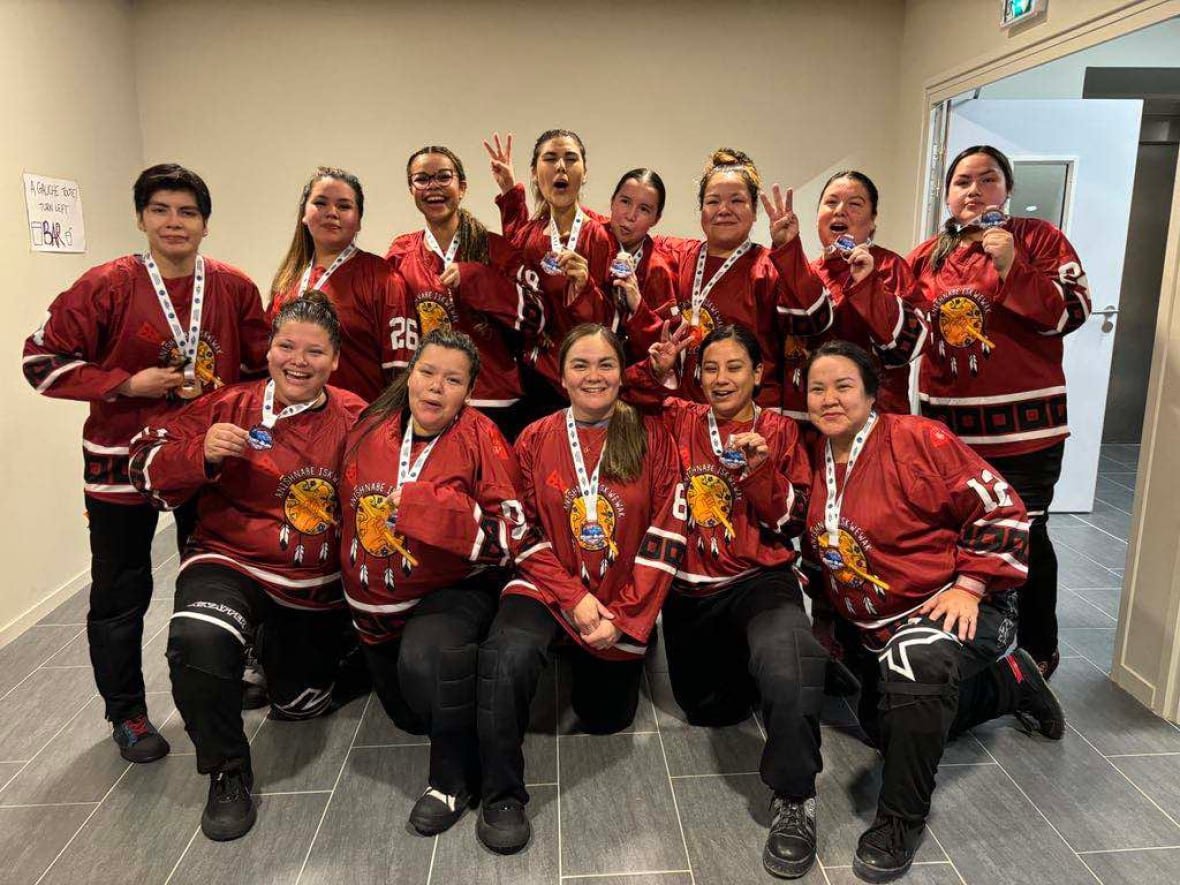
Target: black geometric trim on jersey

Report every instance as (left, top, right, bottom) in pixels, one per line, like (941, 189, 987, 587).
(920, 389, 1067, 446)
(878, 309, 927, 368)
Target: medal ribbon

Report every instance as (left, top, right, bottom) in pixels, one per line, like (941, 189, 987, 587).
(823, 411, 878, 546)
(398, 419, 442, 490)
(565, 408, 604, 525)
(548, 206, 587, 257)
(298, 243, 357, 294)
(260, 379, 318, 429)
(423, 227, 460, 269)
(707, 406, 761, 459)
(143, 252, 206, 384)
(690, 240, 752, 325)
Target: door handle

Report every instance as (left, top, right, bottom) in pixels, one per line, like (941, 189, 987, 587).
(1095, 304, 1118, 333)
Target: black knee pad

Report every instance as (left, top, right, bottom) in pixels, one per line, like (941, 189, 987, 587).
(436, 643, 479, 715)
(166, 614, 245, 682)
(480, 627, 547, 681)
(877, 619, 961, 700)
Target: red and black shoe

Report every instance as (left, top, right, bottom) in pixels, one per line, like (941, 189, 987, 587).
(111, 714, 170, 763)
(1009, 648, 1066, 740)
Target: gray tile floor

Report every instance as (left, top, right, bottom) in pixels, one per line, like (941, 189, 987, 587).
(2, 444, 1178, 883)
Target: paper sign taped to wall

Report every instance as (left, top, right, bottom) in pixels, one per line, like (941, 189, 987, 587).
(23, 173, 86, 253)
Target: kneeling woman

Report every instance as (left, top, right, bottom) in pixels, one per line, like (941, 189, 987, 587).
(476, 324, 685, 854)
(804, 341, 1064, 883)
(129, 292, 366, 842)
(634, 323, 826, 879)
(339, 329, 525, 837)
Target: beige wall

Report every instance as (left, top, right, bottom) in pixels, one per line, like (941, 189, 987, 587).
(132, 0, 906, 289)
(1, 0, 146, 637)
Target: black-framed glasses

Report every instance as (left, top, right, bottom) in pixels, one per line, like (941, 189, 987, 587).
(410, 170, 457, 190)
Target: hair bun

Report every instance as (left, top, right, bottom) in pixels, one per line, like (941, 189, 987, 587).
(704, 147, 761, 190)
(297, 289, 332, 309)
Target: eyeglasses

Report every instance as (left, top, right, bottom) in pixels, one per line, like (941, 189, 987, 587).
(410, 170, 458, 190)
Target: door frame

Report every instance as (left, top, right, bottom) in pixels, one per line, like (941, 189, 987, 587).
(910, 0, 1180, 720)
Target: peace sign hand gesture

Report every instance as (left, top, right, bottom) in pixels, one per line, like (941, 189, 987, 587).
(648, 320, 693, 379)
(482, 132, 516, 195)
(760, 184, 800, 249)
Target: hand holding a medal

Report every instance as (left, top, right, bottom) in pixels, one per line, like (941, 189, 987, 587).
(978, 207, 1015, 278)
(724, 430, 769, 474)
(760, 184, 800, 249)
(439, 262, 461, 292)
(557, 250, 591, 304)
(203, 422, 251, 465)
(117, 364, 187, 399)
(845, 244, 875, 285)
(482, 132, 517, 195)
(613, 267, 642, 314)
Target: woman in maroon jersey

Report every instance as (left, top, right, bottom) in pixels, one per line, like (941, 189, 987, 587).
(483, 129, 616, 419)
(762, 171, 927, 420)
(129, 292, 366, 842)
(633, 322, 826, 878)
(269, 166, 417, 403)
(654, 148, 834, 409)
(339, 328, 527, 839)
(907, 146, 1091, 680)
(475, 323, 686, 855)
(803, 340, 1063, 883)
(603, 167, 679, 359)
(387, 145, 541, 440)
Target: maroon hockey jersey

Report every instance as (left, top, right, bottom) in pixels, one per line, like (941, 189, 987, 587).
(647, 237, 833, 409)
(495, 184, 616, 390)
(23, 254, 269, 505)
(507, 410, 687, 660)
(775, 240, 927, 419)
(128, 380, 365, 609)
(625, 364, 810, 594)
(804, 413, 1029, 650)
(907, 217, 1090, 457)
(268, 248, 415, 403)
(339, 406, 526, 644)
(386, 230, 537, 408)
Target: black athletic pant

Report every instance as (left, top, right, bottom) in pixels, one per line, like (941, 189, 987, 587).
(166, 563, 344, 774)
(848, 591, 1023, 824)
(988, 441, 1064, 663)
(86, 494, 197, 722)
(478, 594, 645, 805)
(362, 580, 499, 797)
(662, 569, 827, 800)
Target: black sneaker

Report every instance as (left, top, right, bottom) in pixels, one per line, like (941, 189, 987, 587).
(111, 714, 170, 763)
(763, 795, 817, 878)
(201, 765, 256, 841)
(1011, 648, 1066, 740)
(854, 814, 925, 883)
(476, 798, 531, 854)
(408, 787, 474, 836)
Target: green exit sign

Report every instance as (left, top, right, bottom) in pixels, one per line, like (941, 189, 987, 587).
(1002, 0, 1047, 29)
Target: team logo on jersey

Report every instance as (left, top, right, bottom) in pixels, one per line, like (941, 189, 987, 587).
(276, 468, 339, 566)
(933, 288, 993, 376)
(159, 333, 224, 396)
(677, 301, 717, 347)
(564, 486, 623, 581)
(810, 519, 890, 617)
(349, 483, 416, 591)
(685, 467, 738, 557)
(415, 291, 455, 337)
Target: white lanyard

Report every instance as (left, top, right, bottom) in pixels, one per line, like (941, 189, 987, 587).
(423, 227, 460, 269)
(399, 419, 442, 489)
(707, 406, 760, 459)
(260, 379, 317, 429)
(298, 243, 356, 293)
(549, 206, 587, 257)
(143, 252, 205, 383)
(565, 408, 604, 525)
(823, 411, 878, 546)
(691, 240, 752, 324)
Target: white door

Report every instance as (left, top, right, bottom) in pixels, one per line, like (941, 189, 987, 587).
(943, 98, 1142, 511)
